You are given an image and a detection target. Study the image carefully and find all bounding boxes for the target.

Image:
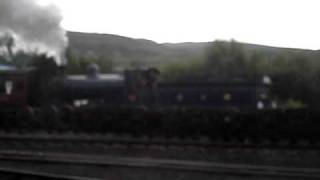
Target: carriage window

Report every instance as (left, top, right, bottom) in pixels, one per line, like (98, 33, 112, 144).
(73, 99, 89, 107)
(0, 79, 13, 95)
(5, 80, 13, 95)
(200, 94, 207, 101)
(176, 94, 184, 102)
(223, 93, 232, 102)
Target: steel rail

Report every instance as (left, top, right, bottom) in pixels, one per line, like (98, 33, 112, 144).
(0, 132, 316, 149)
(0, 166, 103, 180)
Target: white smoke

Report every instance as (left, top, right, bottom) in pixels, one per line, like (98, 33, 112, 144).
(0, 0, 68, 65)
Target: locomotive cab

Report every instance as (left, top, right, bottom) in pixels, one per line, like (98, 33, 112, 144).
(124, 68, 160, 106)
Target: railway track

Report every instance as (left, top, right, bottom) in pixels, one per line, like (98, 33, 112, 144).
(0, 131, 316, 150)
(0, 150, 319, 179)
(0, 132, 319, 165)
(0, 132, 318, 179)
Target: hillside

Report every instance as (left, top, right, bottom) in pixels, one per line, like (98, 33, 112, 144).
(67, 31, 206, 67)
(67, 31, 319, 67)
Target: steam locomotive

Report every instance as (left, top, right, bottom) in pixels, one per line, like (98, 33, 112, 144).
(0, 63, 274, 111)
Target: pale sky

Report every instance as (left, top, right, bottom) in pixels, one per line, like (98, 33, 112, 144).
(38, 0, 320, 50)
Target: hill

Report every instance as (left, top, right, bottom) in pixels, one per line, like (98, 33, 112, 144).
(67, 31, 320, 67)
(67, 31, 206, 67)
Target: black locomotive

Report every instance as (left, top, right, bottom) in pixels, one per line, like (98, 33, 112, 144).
(0, 63, 274, 111)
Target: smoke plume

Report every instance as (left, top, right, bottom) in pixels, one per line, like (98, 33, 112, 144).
(0, 0, 68, 65)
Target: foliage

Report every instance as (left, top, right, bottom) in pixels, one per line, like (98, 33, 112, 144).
(159, 59, 205, 81)
(283, 99, 307, 109)
(205, 40, 249, 77)
(161, 40, 320, 107)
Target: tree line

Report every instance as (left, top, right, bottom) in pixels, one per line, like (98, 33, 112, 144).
(161, 40, 320, 107)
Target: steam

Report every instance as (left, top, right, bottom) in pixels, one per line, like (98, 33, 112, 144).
(0, 0, 68, 65)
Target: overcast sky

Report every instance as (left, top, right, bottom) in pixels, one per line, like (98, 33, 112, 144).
(38, 0, 320, 50)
